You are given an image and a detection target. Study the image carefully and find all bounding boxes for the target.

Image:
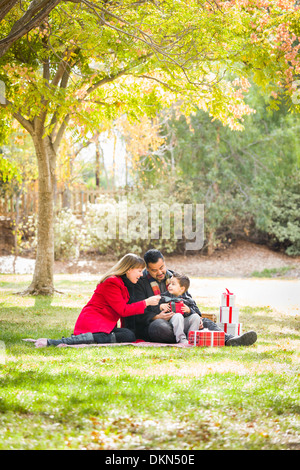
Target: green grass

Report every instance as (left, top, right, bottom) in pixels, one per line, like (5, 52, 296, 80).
(0, 274, 299, 450)
(251, 266, 296, 278)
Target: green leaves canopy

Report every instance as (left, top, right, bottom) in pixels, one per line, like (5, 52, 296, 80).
(1, 0, 300, 143)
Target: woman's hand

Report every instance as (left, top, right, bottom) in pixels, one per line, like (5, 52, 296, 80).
(145, 295, 161, 306)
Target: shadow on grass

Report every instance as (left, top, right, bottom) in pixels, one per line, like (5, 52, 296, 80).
(0, 367, 187, 418)
(1, 365, 299, 420)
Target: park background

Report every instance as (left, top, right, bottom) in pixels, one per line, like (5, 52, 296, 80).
(0, 0, 299, 450)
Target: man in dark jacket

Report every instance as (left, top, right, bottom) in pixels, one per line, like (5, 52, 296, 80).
(124, 249, 257, 346)
(123, 249, 175, 341)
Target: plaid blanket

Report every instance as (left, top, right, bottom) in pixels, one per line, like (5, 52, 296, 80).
(57, 341, 192, 348)
(23, 338, 192, 348)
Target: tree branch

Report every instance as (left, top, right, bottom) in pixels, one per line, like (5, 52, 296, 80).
(0, 97, 34, 134)
(52, 114, 70, 152)
(52, 51, 154, 151)
(86, 52, 153, 96)
(0, 0, 61, 58)
(49, 60, 72, 143)
(138, 74, 178, 92)
(0, 0, 18, 23)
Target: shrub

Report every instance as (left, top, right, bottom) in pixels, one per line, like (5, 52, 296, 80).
(82, 190, 180, 257)
(54, 208, 85, 260)
(263, 175, 300, 256)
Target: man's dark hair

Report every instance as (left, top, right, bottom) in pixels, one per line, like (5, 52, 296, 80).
(144, 249, 164, 265)
(172, 272, 190, 293)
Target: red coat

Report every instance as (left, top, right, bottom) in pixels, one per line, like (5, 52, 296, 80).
(74, 276, 146, 335)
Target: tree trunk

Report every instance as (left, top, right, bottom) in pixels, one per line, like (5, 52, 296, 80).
(22, 132, 55, 295)
(95, 145, 100, 188)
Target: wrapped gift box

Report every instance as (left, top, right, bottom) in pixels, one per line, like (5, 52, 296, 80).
(217, 322, 242, 336)
(221, 288, 235, 307)
(170, 300, 184, 314)
(219, 306, 239, 323)
(188, 329, 225, 347)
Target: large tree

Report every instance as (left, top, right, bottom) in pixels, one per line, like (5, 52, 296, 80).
(0, 0, 300, 294)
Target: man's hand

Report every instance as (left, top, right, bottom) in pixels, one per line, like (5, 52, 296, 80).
(152, 311, 174, 321)
(160, 303, 171, 312)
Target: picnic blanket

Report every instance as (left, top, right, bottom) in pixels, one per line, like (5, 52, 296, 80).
(22, 338, 192, 348)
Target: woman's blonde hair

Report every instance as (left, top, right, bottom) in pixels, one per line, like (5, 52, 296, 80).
(98, 253, 145, 284)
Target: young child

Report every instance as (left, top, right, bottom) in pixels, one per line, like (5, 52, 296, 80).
(151, 270, 258, 347)
(157, 272, 202, 344)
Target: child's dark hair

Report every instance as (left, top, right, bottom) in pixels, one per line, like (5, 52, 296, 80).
(172, 272, 190, 292)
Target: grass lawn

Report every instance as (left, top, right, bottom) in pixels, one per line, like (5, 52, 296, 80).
(0, 274, 299, 450)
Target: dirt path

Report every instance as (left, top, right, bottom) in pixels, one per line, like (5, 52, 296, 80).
(1, 240, 299, 313)
(1, 240, 299, 278)
(53, 240, 300, 278)
(166, 240, 300, 278)
(190, 277, 300, 315)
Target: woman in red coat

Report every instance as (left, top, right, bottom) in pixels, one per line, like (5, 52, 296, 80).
(36, 254, 160, 347)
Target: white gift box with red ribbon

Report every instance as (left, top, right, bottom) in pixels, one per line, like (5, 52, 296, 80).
(221, 288, 235, 307)
(219, 306, 239, 323)
(217, 322, 242, 336)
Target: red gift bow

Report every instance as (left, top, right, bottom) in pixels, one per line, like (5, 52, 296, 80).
(170, 300, 184, 314)
(223, 288, 233, 306)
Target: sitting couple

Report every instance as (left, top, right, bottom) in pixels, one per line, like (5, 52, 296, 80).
(36, 249, 257, 347)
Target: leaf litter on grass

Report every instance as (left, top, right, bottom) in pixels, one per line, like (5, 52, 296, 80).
(0, 274, 300, 450)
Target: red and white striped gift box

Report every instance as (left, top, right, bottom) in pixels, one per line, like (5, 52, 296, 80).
(219, 306, 239, 323)
(188, 329, 225, 347)
(221, 288, 235, 307)
(217, 322, 242, 336)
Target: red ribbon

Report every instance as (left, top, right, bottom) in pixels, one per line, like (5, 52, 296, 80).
(223, 288, 233, 306)
(220, 306, 233, 322)
(223, 323, 241, 334)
